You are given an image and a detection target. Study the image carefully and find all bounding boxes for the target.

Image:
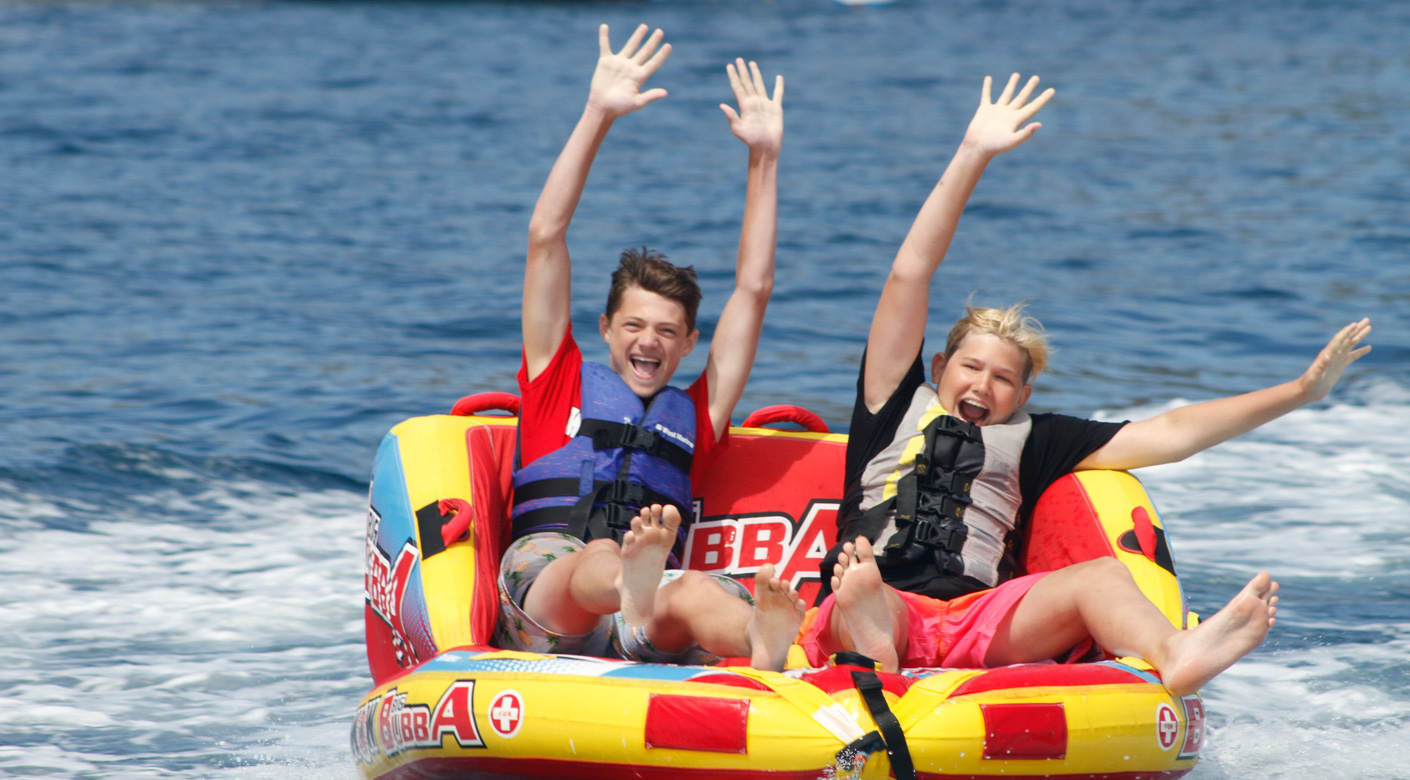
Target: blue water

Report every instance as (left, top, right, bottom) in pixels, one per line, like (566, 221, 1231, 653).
(1, 1, 1407, 777)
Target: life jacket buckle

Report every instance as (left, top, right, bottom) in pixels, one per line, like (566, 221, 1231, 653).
(911, 518, 944, 547)
(602, 480, 647, 506)
(911, 516, 964, 551)
(619, 425, 660, 451)
(600, 503, 636, 532)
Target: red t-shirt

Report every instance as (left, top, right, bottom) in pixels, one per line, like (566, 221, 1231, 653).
(516, 329, 726, 483)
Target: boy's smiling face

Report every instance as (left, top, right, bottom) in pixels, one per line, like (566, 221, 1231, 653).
(600, 285, 699, 398)
(931, 332, 1032, 426)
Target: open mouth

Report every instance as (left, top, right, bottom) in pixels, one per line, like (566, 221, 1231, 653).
(957, 399, 990, 426)
(630, 357, 661, 380)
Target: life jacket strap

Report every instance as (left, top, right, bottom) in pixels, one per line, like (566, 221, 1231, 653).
(510, 478, 689, 543)
(577, 419, 694, 474)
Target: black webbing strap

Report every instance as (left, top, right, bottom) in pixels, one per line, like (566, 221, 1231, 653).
(850, 669, 916, 780)
(577, 418, 694, 474)
(510, 479, 686, 540)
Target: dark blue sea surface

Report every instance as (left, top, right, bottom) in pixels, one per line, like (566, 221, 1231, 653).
(1, 1, 1407, 777)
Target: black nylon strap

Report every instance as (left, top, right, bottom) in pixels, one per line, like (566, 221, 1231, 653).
(850, 670, 916, 780)
(510, 481, 688, 542)
(511, 478, 678, 512)
(509, 477, 582, 506)
(577, 418, 694, 473)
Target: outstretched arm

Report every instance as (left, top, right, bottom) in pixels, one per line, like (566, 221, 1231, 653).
(1080, 319, 1373, 470)
(863, 74, 1054, 411)
(702, 59, 785, 439)
(523, 24, 672, 380)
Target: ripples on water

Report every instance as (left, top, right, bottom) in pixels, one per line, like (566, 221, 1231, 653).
(0, 1, 1406, 777)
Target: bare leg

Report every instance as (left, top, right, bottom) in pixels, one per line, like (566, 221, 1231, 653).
(646, 565, 806, 671)
(616, 504, 681, 627)
(830, 537, 909, 673)
(988, 557, 1279, 695)
(648, 570, 750, 656)
(747, 563, 808, 671)
(522, 538, 623, 635)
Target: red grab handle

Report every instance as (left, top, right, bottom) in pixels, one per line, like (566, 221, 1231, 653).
(741, 405, 830, 433)
(449, 392, 522, 417)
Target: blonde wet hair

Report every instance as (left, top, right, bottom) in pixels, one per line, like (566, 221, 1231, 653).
(943, 302, 1051, 384)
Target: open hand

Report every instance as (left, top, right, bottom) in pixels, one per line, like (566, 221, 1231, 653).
(587, 24, 672, 119)
(1300, 318, 1372, 402)
(720, 58, 784, 155)
(962, 73, 1055, 157)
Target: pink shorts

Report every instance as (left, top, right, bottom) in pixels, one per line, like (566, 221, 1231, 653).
(799, 572, 1049, 668)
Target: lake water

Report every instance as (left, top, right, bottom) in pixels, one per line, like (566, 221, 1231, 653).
(1, 0, 1407, 777)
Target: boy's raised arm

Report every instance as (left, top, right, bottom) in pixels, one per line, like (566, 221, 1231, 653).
(702, 59, 784, 439)
(1080, 318, 1373, 470)
(863, 74, 1053, 411)
(523, 24, 672, 381)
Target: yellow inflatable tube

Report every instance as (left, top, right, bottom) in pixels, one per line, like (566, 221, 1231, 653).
(355, 404, 1205, 780)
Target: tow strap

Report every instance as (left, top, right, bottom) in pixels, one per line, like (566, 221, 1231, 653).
(850, 668, 916, 780)
(826, 653, 917, 780)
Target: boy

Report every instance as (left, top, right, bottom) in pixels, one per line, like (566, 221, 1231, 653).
(498, 24, 804, 670)
(801, 73, 1372, 695)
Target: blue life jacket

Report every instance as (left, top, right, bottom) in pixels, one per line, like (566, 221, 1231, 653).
(511, 362, 696, 556)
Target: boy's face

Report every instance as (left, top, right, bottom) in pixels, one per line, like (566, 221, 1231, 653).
(600, 285, 699, 398)
(931, 333, 1032, 426)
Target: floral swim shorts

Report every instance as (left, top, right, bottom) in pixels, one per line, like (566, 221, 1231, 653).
(496, 532, 756, 663)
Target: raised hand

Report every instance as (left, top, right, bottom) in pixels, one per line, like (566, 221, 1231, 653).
(962, 73, 1055, 157)
(1299, 318, 1372, 402)
(720, 58, 784, 155)
(587, 24, 672, 119)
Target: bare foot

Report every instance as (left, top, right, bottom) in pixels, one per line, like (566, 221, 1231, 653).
(1159, 572, 1280, 696)
(616, 504, 681, 627)
(748, 563, 807, 671)
(832, 537, 900, 673)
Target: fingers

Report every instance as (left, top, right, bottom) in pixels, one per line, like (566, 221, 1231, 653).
(619, 23, 649, 58)
(642, 42, 672, 76)
(632, 27, 665, 64)
(726, 59, 782, 113)
(1020, 87, 1057, 120)
(726, 59, 747, 100)
(996, 72, 1019, 104)
(749, 60, 766, 96)
(1013, 74, 1039, 106)
(598, 24, 612, 57)
(980, 73, 1053, 111)
(1329, 318, 1373, 361)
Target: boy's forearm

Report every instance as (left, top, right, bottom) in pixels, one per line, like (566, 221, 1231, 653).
(1160, 380, 1311, 458)
(890, 143, 994, 282)
(734, 147, 780, 294)
(527, 106, 615, 247)
(1092, 380, 1312, 470)
(523, 105, 615, 374)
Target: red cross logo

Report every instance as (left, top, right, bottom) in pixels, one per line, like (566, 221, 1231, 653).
(1155, 702, 1180, 751)
(489, 691, 524, 739)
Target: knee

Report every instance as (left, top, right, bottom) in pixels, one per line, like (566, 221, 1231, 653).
(659, 570, 718, 614)
(580, 538, 621, 561)
(1078, 556, 1135, 583)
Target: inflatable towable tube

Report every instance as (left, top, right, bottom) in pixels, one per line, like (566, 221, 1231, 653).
(354, 396, 1206, 780)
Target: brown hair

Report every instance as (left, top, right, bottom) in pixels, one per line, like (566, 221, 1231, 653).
(605, 247, 703, 332)
(944, 302, 1051, 383)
